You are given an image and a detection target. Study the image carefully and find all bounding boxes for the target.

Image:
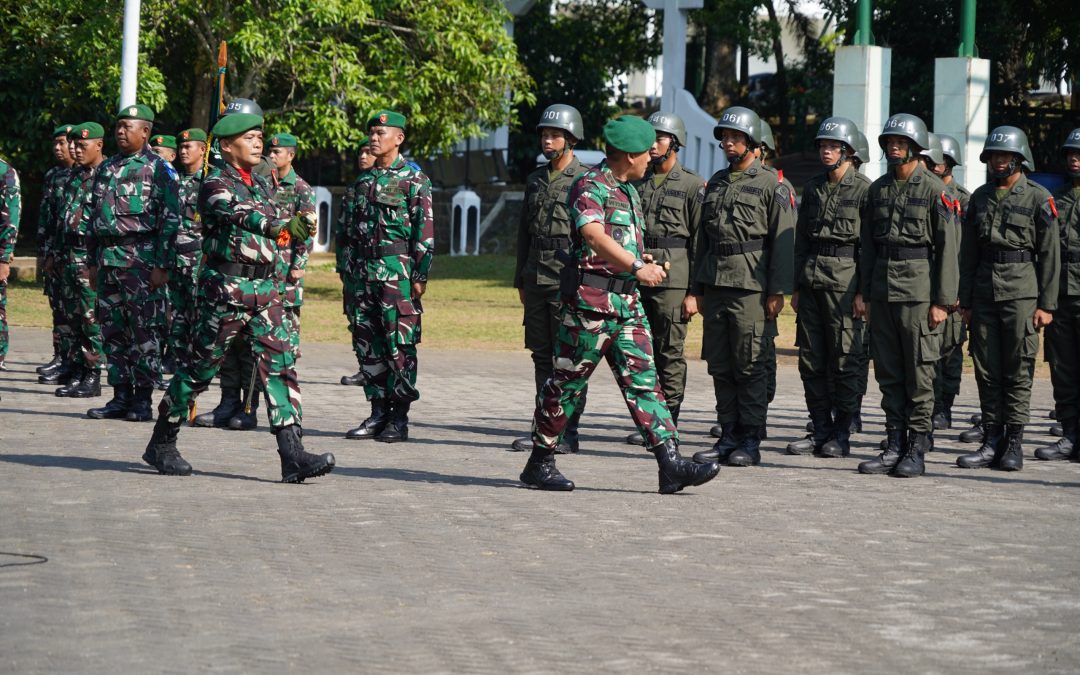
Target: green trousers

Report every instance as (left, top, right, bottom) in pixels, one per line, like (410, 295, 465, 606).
(701, 287, 776, 427)
(639, 286, 689, 410)
(870, 301, 941, 433)
(796, 289, 864, 414)
(1046, 295, 1080, 420)
(970, 297, 1038, 426)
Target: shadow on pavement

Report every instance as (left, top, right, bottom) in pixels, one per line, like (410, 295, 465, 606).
(0, 453, 280, 484)
(0, 407, 93, 420)
(332, 465, 653, 494)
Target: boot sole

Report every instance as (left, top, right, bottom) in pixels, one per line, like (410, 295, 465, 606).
(87, 411, 130, 420)
(158, 465, 193, 476)
(518, 478, 575, 491)
(375, 436, 408, 443)
(282, 462, 335, 484)
(659, 463, 721, 494)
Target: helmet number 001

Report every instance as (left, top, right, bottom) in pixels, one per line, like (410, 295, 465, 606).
(542, 111, 560, 120)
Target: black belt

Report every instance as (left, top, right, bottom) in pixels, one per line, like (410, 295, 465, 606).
(100, 233, 146, 245)
(877, 244, 929, 260)
(211, 259, 274, 279)
(579, 272, 638, 294)
(810, 242, 857, 258)
(65, 235, 88, 249)
(1063, 249, 1080, 263)
(532, 235, 571, 251)
(175, 240, 202, 254)
(711, 238, 764, 257)
(982, 247, 1033, 263)
(644, 235, 689, 249)
(357, 241, 409, 259)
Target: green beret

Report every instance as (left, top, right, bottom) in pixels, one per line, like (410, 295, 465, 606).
(53, 124, 75, 137)
(268, 133, 298, 148)
(71, 122, 105, 140)
(603, 116, 656, 154)
(151, 134, 177, 149)
(211, 112, 263, 138)
(358, 135, 370, 148)
(367, 109, 407, 130)
(178, 128, 207, 143)
(116, 103, 155, 123)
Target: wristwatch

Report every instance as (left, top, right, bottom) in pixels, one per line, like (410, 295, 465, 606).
(631, 259, 645, 274)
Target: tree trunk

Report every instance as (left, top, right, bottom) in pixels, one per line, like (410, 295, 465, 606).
(189, 69, 213, 130)
(701, 27, 737, 114)
(763, 0, 789, 141)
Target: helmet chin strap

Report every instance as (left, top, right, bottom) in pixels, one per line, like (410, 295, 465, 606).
(542, 132, 575, 161)
(825, 148, 847, 172)
(992, 157, 1019, 181)
(887, 148, 917, 167)
(651, 142, 679, 167)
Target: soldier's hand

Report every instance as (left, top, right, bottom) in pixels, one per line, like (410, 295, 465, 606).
(681, 294, 699, 321)
(960, 307, 971, 326)
(853, 294, 868, 321)
(412, 281, 427, 299)
(301, 211, 319, 236)
(765, 294, 784, 320)
(928, 304, 948, 329)
(287, 269, 305, 282)
(0, 262, 9, 283)
(287, 216, 311, 241)
(150, 267, 169, 289)
(791, 290, 800, 314)
(635, 263, 666, 287)
(1033, 309, 1053, 330)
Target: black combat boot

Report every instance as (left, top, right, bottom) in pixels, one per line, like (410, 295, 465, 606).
(1049, 409, 1057, 420)
(87, 385, 134, 419)
(957, 423, 1004, 469)
(651, 438, 720, 494)
(859, 428, 905, 474)
(788, 410, 831, 456)
(850, 401, 864, 433)
(193, 388, 243, 428)
(510, 436, 531, 452)
(1035, 417, 1077, 461)
(958, 419, 985, 444)
(785, 434, 815, 455)
(227, 390, 260, 431)
(70, 369, 102, 398)
(519, 448, 574, 491)
(694, 422, 740, 464)
(54, 366, 85, 397)
(125, 386, 154, 422)
(727, 425, 763, 466)
(346, 399, 388, 439)
(376, 400, 410, 443)
(996, 424, 1024, 471)
(142, 415, 192, 476)
(37, 351, 63, 376)
(892, 431, 928, 477)
(1050, 422, 1063, 437)
(820, 411, 852, 458)
(276, 425, 335, 483)
(38, 360, 74, 385)
(340, 370, 364, 386)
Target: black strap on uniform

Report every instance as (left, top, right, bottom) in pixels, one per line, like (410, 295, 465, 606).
(210, 259, 274, 279)
(810, 241, 857, 258)
(357, 240, 409, 259)
(579, 271, 638, 294)
(532, 235, 572, 251)
(644, 235, 689, 249)
(175, 240, 202, 254)
(711, 237, 765, 257)
(876, 244, 930, 260)
(982, 247, 1033, 263)
(1062, 249, 1080, 263)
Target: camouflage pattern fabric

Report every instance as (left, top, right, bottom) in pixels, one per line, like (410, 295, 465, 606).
(271, 168, 315, 309)
(38, 164, 72, 352)
(166, 169, 204, 364)
(55, 164, 103, 369)
(0, 159, 20, 358)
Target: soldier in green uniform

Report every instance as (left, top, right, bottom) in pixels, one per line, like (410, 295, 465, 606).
(151, 134, 177, 163)
(956, 126, 1059, 472)
(340, 135, 377, 387)
(622, 111, 704, 446)
(340, 110, 434, 443)
(509, 104, 589, 454)
(142, 111, 334, 482)
(0, 155, 21, 370)
(37, 124, 76, 376)
(1037, 128, 1080, 461)
(689, 106, 794, 468)
(787, 117, 870, 458)
(52, 122, 107, 398)
(857, 113, 959, 478)
(519, 115, 720, 493)
(166, 127, 207, 373)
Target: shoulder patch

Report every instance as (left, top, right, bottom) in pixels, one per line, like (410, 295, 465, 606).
(1048, 196, 1058, 219)
(939, 193, 951, 209)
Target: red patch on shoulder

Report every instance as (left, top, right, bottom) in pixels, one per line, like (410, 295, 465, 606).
(1048, 196, 1059, 219)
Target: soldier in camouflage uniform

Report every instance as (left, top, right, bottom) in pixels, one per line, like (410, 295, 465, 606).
(1037, 128, 1080, 462)
(150, 134, 177, 163)
(143, 111, 334, 482)
(856, 113, 958, 478)
(339, 110, 434, 443)
(36, 124, 76, 376)
(519, 115, 720, 493)
(340, 135, 376, 387)
(85, 104, 180, 422)
(689, 106, 794, 468)
(52, 122, 107, 398)
(0, 155, 21, 371)
(622, 111, 704, 446)
(166, 127, 207, 372)
(956, 126, 1059, 472)
(510, 104, 588, 454)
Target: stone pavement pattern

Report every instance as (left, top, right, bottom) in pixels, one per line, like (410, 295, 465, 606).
(1, 327, 1079, 674)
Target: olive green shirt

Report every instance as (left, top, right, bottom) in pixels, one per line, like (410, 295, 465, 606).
(1055, 186, 1080, 298)
(633, 162, 705, 290)
(514, 156, 584, 289)
(795, 164, 871, 293)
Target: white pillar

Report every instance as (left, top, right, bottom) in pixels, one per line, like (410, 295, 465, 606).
(934, 57, 991, 194)
(119, 0, 141, 108)
(643, 0, 703, 112)
(833, 45, 892, 182)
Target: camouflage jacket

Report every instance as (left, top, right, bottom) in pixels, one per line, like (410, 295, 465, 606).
(271, 168, 315, 307)
(337, 155, 434, 284)
(0, 159, 20, 263)
(794, 164, 871, 293)
(633, 162, 705, 290)
(1055, 185, 1080, 298)
(85, 146, 180, 270)
(567, 160, 646, 319)
(37, 165, 71, 259)
(175, 169, 204, 271)
(55, 164, 101, 266)
(514, 156, 584, 289)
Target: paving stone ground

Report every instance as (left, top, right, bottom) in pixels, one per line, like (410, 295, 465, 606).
(2, 326, 1079, 674)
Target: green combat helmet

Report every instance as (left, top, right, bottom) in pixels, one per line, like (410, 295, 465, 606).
(647, 111, 687, 147)
(1063, 128, 1080, 177)
(223, 98, 264, 117)
(921, 132, 945, 167)
(759, 120, 776, 154)
(714, 106, 762, 146)
(879, 113, 929, 165)
(815, 116, 859, 169)
(938, 134, 963, 168)
(537, 104, 583, 143)
(852, 130, 871, 167)
(980, 125, 1035, 177)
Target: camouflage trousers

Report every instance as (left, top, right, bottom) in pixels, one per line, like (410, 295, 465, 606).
(350, 279, 421, 403)
(166, 264, 200, 364)
(532, 306, 676, 451)
(43, 264, 63, 352)
(159, 271, 301, 428)
(0, 279, 7, 359)
(342, 275, 364, 368)
(284, 304, 301, 358)
(96, 265, 164, 388)
(58, 260, 103, 370)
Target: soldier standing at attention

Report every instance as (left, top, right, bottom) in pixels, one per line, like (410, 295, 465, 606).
(167, 128, 207, 372)
(510, 104, 588, 454)
(142, 111, 333, 481)
(1036, 128, 1080, 462)
(788, 117, 870, 459)
(341, 110, 434, 443)
(955, 127, 1059, 472)
(85, 104, 179, 423)
(689, 107, 794, 468)
(856, 113, 958, 478)
(37, 124, 76, 377)
(340, 135, 377, 387)
(519, 115, 720, 493)
(150, 134, 177, 163)
(0, 154, 21, 371)
(623, 111, 704, 445)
